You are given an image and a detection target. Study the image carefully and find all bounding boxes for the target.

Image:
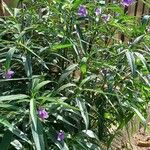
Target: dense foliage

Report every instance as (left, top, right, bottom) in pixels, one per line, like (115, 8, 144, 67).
(0, 0, 150, 149)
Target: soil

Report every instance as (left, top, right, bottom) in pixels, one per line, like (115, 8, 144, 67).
(131, 131, 150, 150)
(120, 126, 150, 150)
(110, 118, 150, 150)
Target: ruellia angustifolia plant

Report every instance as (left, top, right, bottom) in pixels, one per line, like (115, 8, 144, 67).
(0, 0, 149, 149)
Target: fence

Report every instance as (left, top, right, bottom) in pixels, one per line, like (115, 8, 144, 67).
(106, 0, 150, 17)
(0, 0, 150, 16)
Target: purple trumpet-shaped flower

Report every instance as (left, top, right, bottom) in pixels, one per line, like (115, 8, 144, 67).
(78, 5, 88, 17)
(121, 0, 133, 7)
(57, 130, 64, 141)
(38, 107, 49, 120)
(3, 70, 14, 79)
(95, 8, 102, 16)
(102, 14, 111, 23)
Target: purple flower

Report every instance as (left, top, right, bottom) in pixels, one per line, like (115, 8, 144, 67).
(102, 14, 111, 23)
(3, 70, 14, 79)
(57, 130, 64, 141)
(38, 107, 49, 120)
(95, 8, 102, 16)
(78, 5, 88, 17)
(121, 0, 133, 7)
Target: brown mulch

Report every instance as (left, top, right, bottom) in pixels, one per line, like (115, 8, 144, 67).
(111, 122, 150, 150)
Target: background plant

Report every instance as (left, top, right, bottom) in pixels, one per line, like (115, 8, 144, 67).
(0, 0, 149, 150)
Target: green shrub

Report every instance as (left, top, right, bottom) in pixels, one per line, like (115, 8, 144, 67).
(0, 0, 149, 149)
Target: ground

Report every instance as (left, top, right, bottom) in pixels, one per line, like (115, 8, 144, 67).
(111, 121, 150, 150)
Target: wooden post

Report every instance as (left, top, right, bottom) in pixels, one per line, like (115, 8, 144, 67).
(0, 0, 4, 16)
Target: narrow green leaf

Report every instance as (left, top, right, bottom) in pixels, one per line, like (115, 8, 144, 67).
(126, 51, 136, 76)
(5, 47, 16, 69)
(30, 98, 37, 130)
(53, 114, 76, 128)
(52, 44, 72, 50)
(0, 116, 31, 144)
(131, 35, 144, 46)
(72, 0, 85, 9)
(38, 97, 79, 111)
(57, 83, 76, 93)
(82, 130, 99, 141)
(0, 94, 29, 102)
(130, 106, 146, 125)
(79, 75, 97, 87)
(76, 98, 89, 130)
(135, 52, 149, 71)
(31, 120, 45, 150)
(20, 43, 48, 70)
(82, 88, 116, 96)
(23, 54, 32, 78)
(33, 80, 51, 93)
(74, 24, 86, 55)
(30, 99, 45, 150)
(0, 104, 19, 110)
(59, 64, 78, 83)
